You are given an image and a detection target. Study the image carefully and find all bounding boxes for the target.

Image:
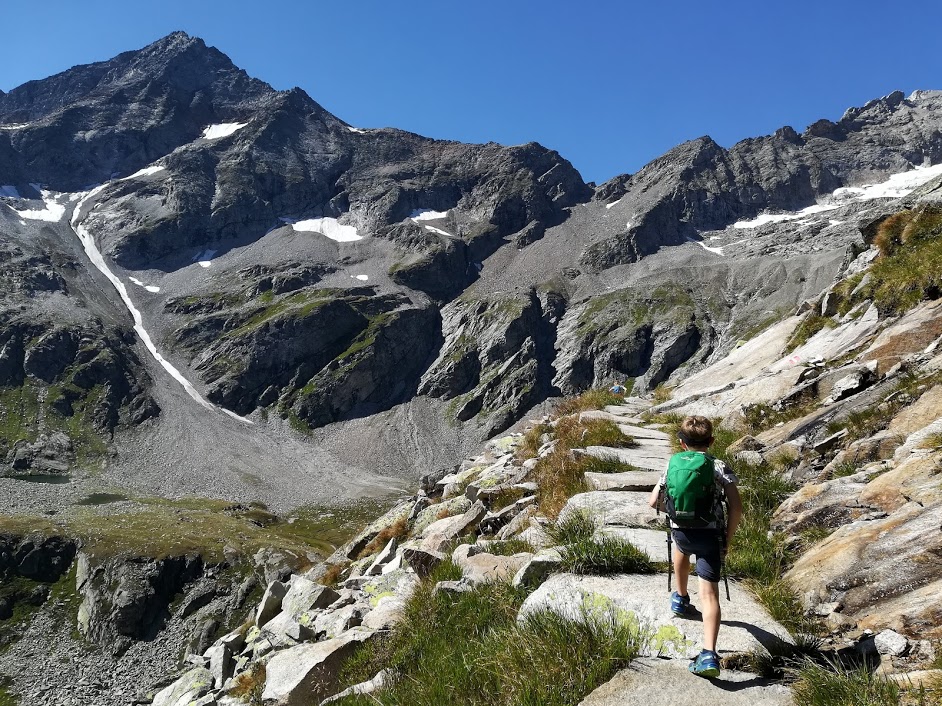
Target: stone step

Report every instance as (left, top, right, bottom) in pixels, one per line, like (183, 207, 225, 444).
(585, 471, 660, 492)
(520, 574, 793, 660)
(584, 445, 672, 472)
(616, 424, 671, 441)
(560, 491, 663, 528)
(578, 657, 794, 705)
(594, 527, 669, 561)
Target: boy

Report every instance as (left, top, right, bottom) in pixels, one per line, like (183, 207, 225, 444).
(647, 415, 742, 678)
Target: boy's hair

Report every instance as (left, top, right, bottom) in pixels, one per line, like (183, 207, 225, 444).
(678, 416, 713, 447)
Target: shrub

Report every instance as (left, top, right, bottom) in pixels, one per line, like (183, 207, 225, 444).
(791, 659, 902, 706)
(358, 517, 410, 559)
(228, 663, 266, 705)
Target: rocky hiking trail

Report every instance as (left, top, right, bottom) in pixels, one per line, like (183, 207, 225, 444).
(144, 400, 796, 706)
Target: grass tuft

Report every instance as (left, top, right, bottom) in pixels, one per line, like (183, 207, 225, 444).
(357, 517, 410, 559)
(333, 571, 642, 706)
(791, 659, 901, 706)
(785, 314, 838, 353)
(554, 388, 626, 416)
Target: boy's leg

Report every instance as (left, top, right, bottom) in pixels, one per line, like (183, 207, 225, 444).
(699, 578, 721, 652)
(673, 546, 691, 596)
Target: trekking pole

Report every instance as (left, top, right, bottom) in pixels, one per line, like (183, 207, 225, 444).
(720, 531, 731, 601)
(667, 527, 673, 594)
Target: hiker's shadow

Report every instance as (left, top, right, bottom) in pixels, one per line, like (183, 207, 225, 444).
(708, 676, 779, 693)
(724, 619, 786, 648)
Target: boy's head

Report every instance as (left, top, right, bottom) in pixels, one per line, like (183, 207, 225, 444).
(678, 415, 713, 449)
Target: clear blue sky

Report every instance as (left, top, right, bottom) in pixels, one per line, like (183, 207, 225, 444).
(2, 0, 941, 184)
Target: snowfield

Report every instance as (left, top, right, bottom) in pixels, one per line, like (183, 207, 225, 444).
(121, 165, 166, 181)
(201, 122, 248, 140)
(286, 217, 363, 242)
(129, 277, 160, 293)
(10, 190, 67, 222)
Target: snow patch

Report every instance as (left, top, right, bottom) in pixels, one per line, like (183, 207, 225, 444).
(121, 165, 165, 181)
(11, 190, 66, 222)
(288, 217, 363, 242)
(828, 219, 845, 226)
(605, 198, 623, 210)
(347, 126, 368, 134)
(0, 186, 19, 198)
(129, 277, 160, 293)
(0, 123, 28, 130)
(733, 203, 841, 229)
(201, 123, 248, 140)
(424, 225, 454, 238)
(832, 163, 942, 201)
(193, 249, 217, 267)
(410, 209, 449, 221)
(351, 274, 369, 281)
(687, 238, 724, 256)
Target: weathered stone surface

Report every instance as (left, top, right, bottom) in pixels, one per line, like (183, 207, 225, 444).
(785, 499, 942, 638)
(254, 581, 287, 626)
(204, 644, 232, 686)
(520, 574, 792, 659)
(578, 658, 793, 705)
(874, 629, 909, 656)
(281, 577, 339, 617)
(365, 538, 398, 576)
(152, 667, 213, 706)
(361, 595, 407, 631)
(321, 670, 388, 704)
(412, 496, 472, 534)
(512, 548, 563, 589)
(614, 424, 670, 441)
(261, 628, 374, 705)
(861, 299, 942, 374)
(888, 385, 942, 435)
(420, 500, 487, 543)
(452, 544, 532, 585)
(261, 611, 314, 645)
(582, 445, 672, 472)
(585, 471, 660, 492)
(560, 492, 663, 529)
(312, 604, 363, 639)
(401, 544, 444, 578)
(772, 304, 881, 370)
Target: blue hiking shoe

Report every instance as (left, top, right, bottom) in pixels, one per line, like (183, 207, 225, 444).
(670, 591, 691, 616)
(688, 650, 721, 678)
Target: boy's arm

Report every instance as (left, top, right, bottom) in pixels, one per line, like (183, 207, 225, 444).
(724, 483, 743, 546)
(647, 483, 661, 509)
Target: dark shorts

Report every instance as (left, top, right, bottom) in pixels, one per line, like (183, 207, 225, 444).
(672, 528, 723, 583)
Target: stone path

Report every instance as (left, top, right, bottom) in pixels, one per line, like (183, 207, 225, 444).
(578, 657, 794, 705)
(520, 574, 793, 659)
(553, 403, 795, 702)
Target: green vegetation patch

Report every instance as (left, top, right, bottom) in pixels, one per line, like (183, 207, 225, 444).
(857, 206, 942, 315)
(791, 659, 902, 706)
(333, 560, 643, 706)
(785, 314, 838, 354)
(0, 382, 108, 471)
(0, 496, 393, 563)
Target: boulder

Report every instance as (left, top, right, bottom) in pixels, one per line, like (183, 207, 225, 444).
(785, 499, 942, 638)
(365, 538, 398, 576)
(874, 629, 909, 656)
(420, 500, 487, 548)
(281, 577, 339, 617)
(519, 574, 792, 659)
(512, 548, 563, 589)
(261, 611, 314, 645)
(261, 628, 375, 705)
(152, 667, 213, 706)
(577, 658, 793, 705)
(204, 644, 232, 686)
(312, 604, 363, 639)
(452, 543, 531, 583)
(254, 580, 287, 626)
(559, 492, 662, 529)
(401, 544, 444, 578)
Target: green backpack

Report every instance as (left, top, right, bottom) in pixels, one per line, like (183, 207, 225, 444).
(664, 451, 723, 528)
